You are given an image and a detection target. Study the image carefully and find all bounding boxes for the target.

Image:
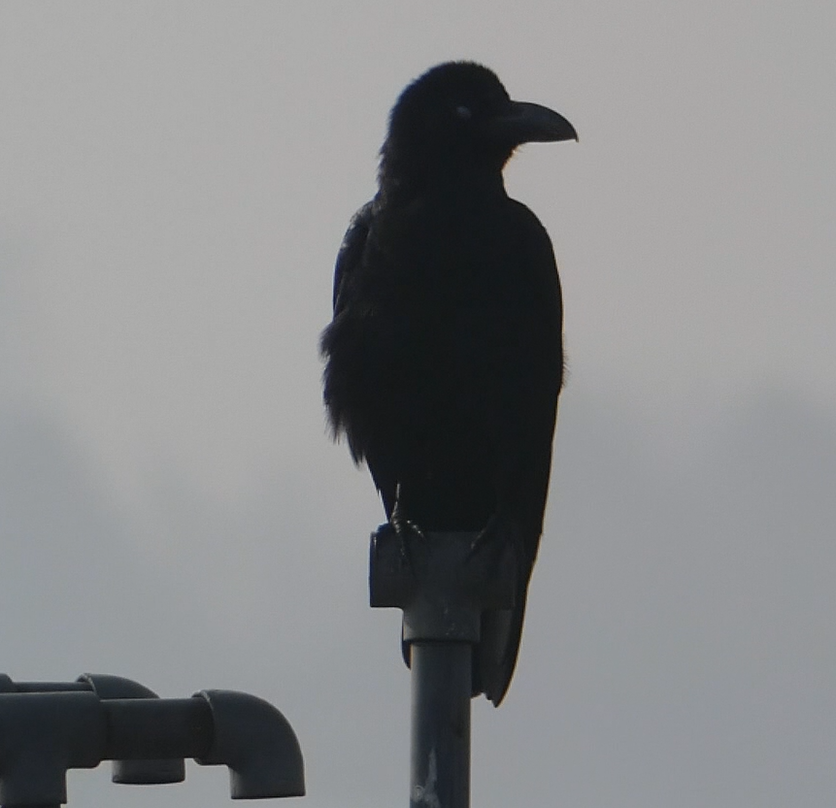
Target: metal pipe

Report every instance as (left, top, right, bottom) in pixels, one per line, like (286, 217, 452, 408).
(104, 698, 214, 761)
(410, 642, 471, 808)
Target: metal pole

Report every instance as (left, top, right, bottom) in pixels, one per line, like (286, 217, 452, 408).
(370, 527, 515, 808)
(410, 642, 471, 808)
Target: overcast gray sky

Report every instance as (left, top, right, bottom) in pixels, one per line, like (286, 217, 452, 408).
(1, 2, 834, 807)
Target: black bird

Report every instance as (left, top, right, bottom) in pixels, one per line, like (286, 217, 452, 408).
(320, 62, 576, 705)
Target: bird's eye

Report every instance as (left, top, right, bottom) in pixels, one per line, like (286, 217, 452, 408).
(454, 105, 472, 120)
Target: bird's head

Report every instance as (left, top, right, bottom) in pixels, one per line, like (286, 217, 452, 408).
(379, 61, 577, 194)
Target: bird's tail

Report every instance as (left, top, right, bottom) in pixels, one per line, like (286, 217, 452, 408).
(475, 566, 532, 706)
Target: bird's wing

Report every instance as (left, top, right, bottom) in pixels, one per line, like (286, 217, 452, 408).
(476, 200, 563, 706)
(332, 200, 375, 315)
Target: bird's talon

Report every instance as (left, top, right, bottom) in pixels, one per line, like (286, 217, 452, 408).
(390, 516, 425, 569)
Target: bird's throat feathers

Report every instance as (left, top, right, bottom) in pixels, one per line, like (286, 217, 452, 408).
(377, 153, 509, 206)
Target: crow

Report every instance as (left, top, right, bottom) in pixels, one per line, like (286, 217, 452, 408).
(320, 61, 576, 705)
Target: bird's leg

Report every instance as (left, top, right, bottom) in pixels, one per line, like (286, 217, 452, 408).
(391, 484, 425, 568)
(466, 513, 498, 561)
(467, 510, 520, 563)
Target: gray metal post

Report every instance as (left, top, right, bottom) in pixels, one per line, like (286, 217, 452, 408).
(410, 642, 471, 808)
(370, 526, 515, 808)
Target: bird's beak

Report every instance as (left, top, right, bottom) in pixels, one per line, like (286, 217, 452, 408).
(490, 101, 578, 145)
